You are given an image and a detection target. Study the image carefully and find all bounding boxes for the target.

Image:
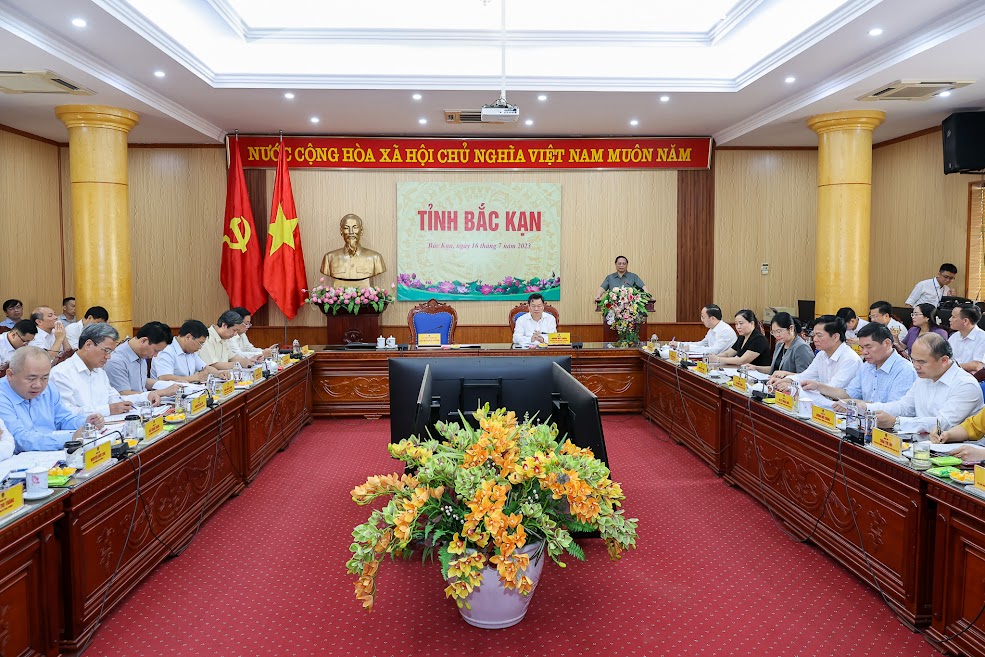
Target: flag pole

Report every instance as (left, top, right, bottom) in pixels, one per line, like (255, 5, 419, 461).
(279, 130, 288, 348)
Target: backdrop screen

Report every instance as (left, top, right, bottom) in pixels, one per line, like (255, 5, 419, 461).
(396, 182, 561, 301)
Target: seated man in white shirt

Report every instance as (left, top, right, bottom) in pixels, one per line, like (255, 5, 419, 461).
(65, 306, 109, 350)
(836, 307, 869, 342)
(229, 307, 274, 361)
(0, 320, 36, 364)
(512, 293, 558, 347)
(199, 310, 255, 370)
(50, 323, 161, 417)
(28, 306, 67, 358)
(772, 316, 862, 394)
(868, 300, 906, 337)
(0, 417, 11, 461)
(858, 333, 984, 434)
(905, 263, 956, 307)
(948, 304, 985, 374)
(671, 304, 737, 355)
(151, 320, 225, 383)
(103, 321, 178, 395)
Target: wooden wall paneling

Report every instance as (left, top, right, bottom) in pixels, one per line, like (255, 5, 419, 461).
(870, 131, 978, 304)
(677, 167, 716, 321)
(0, 131, 64, 310)
(966, 182, 985, 301)
(60, 146, 74, 299)
(713, 150, 817, 319)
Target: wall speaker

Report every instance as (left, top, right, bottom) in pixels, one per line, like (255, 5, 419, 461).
(943, 112, 985, 174)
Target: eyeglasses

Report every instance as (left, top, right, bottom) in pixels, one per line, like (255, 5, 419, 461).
(98, 346, 115, 356)
(770, 329, 790, 336)
(910, 312, 923, 317)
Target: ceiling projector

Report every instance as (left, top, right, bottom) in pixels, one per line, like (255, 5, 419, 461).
(481, 101, 519, 123)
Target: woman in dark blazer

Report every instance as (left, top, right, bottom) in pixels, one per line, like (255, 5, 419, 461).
(750, 312, 814, 375)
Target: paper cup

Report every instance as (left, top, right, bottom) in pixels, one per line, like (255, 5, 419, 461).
(797, 400, 812, 418)
(26, 466, 48, 496)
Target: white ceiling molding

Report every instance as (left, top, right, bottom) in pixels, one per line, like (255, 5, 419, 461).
(242, 28, 716, 46)
(714, 0, 985, 144)
(204, 0, 247, 41)
(733, 0, 884, 89)
(0, 4, 225, 142)
(709, 0, 768, 45)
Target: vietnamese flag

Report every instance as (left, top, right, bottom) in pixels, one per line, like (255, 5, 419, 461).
(220, 136, 267, 313)
(262, 139, 308, 319)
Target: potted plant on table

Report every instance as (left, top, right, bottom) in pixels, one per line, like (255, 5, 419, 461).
(346, 405, 638, 628)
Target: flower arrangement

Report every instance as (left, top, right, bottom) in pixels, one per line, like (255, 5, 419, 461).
(303, 278, 395, 315)
(397, 272, 560, 298)
(598, 286, 652, 346)
(346, 405, 638, 614)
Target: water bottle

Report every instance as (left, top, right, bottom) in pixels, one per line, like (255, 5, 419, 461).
(292, 339, 301, 357)
(233, 361, 244, 382)
(845, 399, 858, 432)
(174, 387, 185, 414)
(864, 409, 877, 441)
(788, 379, 799, 402)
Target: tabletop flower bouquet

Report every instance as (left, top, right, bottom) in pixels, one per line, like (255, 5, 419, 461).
(598, 286, 652, 346)
(303, 278, 395, 315)
(346, 405, 638, 627)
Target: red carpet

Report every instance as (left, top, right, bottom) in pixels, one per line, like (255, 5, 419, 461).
(83, 415, 935, 657)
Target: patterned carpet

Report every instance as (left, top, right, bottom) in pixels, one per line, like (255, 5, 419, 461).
(82, 415, 935, 657)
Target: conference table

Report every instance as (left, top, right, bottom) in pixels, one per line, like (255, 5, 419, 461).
(5, 343, 985, 656)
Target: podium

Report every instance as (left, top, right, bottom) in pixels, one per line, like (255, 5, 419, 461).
(323, 308, 384, 344)
(597, 300, 655, 344)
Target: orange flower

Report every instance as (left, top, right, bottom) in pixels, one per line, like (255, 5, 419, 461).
(448, 532, 466, 555)
(351, 473, 418, 504)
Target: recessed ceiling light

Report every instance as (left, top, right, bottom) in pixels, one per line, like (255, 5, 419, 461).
(418, 118, 427, 125)
(537, 94, 548, 102)
(629, 119, 639, 127)
(659, 95, 670, 103)
(153, 70, 165, 78)
(71, 18, 87, 28)
(310, 116, 320, 124)
(939, 90, 952, 98)
(785, 76, 796, 84)
(283, 92, 295, 99)
(868, 27, 884, 37)
(412, 93, 422, 101)
(524, 119, 534, 126)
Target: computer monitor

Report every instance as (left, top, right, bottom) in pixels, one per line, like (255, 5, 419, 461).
(551, 362, 609, 466)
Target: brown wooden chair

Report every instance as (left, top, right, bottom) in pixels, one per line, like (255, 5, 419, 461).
(0, 326, 9, 335)
(50, 348, 76, 367)
(509, 303, 560, 331)
(408, 299, 458, 345)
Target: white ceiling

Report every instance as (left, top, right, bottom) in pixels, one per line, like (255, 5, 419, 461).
(1, 0, 984, 146)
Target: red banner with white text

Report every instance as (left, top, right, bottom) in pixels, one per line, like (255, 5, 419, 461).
(232, 136, 712, 171)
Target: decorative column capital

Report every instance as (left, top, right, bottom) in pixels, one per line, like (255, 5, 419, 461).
(55, 105, 139, 134)
(807, 110, 885, 136)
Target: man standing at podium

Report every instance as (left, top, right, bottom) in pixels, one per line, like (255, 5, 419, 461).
(595, 256, 649, 300)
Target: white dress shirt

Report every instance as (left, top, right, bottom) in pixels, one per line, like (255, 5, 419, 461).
(789, 341, 862, 389)
(65, 320, 85, 350)
(229, 332, 262, 358)
(29, 327, 55, 351)
(906, 278, 953, 307)
(846, 318, 869, 340)
(49, 353, 148, 417)
(949, 326, 985, 367)
(512, 312, 558, 346)
(869, 363, 985, 434)
(0, 333, 16, 363)
(687, 321, 738, 355)
(0, 418, 12, 461)
(151, 338, 207, 379)
(199, 325, 233, 366)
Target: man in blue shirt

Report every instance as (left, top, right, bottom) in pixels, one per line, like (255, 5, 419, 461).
(805, 323, 917, 409)
(0, 347, 103, 453)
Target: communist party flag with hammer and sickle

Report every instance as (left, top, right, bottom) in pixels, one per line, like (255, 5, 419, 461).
(262, 137, 308, 320)
(220, 135, 267, 313)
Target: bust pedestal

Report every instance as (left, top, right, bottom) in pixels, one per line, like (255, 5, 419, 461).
(323, 308, 384, 344)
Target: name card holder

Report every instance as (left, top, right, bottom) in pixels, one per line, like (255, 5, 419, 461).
(731, 376, 748, 393)
(301, 345, 311, 355)
(869, 428, 906, 461)
(547, 332, 571, 346)
(668, 350, 680, 365)
(76, 441, 114, 479)
(280, 354, 291, 367)
(695, 361, 709, 375)
(974, 465, 985, 499)
(811, 405, 836, 430)
(144, 416, 165, 441)
(252, 366, 263, 382)
(0, 484, 24, 520)
(190, 394, 208, 416)
(220, 380, 235, 398)
(418, 333, 441, 347)
(774, 391, 795, 412)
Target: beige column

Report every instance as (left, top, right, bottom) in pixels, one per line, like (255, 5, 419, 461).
(55, 105, 139, 339)
(806, 110, 885, 317)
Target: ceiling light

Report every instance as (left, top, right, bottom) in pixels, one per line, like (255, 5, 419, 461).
(71, 18, 87, 28)
(418, 118, 427, 125)
(659, 95, 670, 102)
(525, 119, 533, 126)
(153, 70, 166, 78)
(537, 94, 548, 101)
(412, 93, 422, 101)
(283, 92, 295, 99)
(939, 90, 952, 98)
(785, 76, 796, 84)
(629, 119, 639, 127)
(310, 116, 320, 124)
(868, 27, 884, 37)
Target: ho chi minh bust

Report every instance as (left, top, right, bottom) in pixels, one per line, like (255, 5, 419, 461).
(319, 214, 387, 288)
